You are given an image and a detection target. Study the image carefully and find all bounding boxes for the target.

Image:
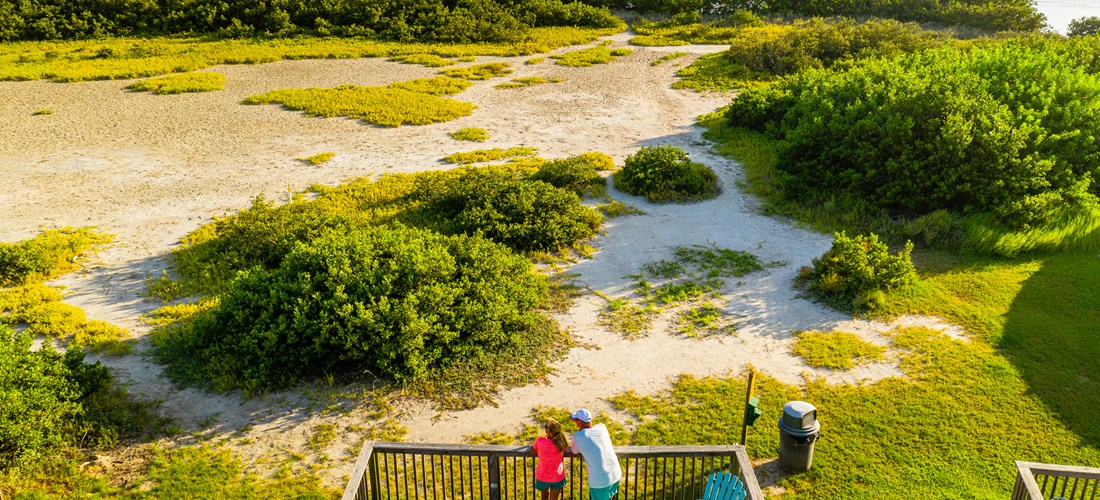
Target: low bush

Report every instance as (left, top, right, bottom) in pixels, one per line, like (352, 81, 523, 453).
(800, 232, 914, 312)
(613, 145, 720, 202)
(0, 227, 112, 286)
(243, 84, 476, 127)
(0, 284, 130, 354)
(165, 226, 549, 393)
(528, 156, 608, 197)
(1069, 17, 1100, 37)
(127, 72, 225, 94)
(413, 168, 603, 252)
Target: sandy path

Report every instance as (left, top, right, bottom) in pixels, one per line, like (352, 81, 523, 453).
(0, 32, 953, 488)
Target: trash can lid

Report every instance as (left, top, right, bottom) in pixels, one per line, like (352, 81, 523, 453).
(779, 401, 819, 434)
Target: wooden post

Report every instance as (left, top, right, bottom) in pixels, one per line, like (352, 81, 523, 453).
(488, 453, 501, 500)
(740, 369, 757, 446)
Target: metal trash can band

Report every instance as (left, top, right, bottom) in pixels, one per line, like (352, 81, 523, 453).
(778, 400, 820, 473)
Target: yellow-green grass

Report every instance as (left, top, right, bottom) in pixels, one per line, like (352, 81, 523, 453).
(441, 146, 537, 164)
(297, 152, 335, 165)
(0, 283, 131, 354)
(387, 53, 457, 67)
(525, 57, 545, 65)
(387, 76, 471, 96)
(450, 127, 489, 142)
(630, 35, 691, 46)
(0, 26, 623, 83)
(673, 53, 770, 92)
(494, 76, 564, 89)
(440, 62, 513, 80)
(552, 46, 633, 67)
(32, 108, 53, 115)
(631, 21, 748, 45)
(0, 226, 113, 286)
(597, 200, 644, 217)
(243, 84, 476, 127)
(576, 151, 615, 171)
(126, 71, 225, 94)
(791, 330, 887, 369)
(651, 51, 689, 66)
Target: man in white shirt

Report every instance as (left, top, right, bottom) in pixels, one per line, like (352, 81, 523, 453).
(569, 408, 622, 500)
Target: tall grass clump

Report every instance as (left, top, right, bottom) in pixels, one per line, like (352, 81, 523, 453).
(297, 152, 335, 165)
(243, 84, 475, 127)
(441, 62, 513, 80)
(387, 54, 458, 67)
(127, 72, 225, 94)
(613, 145, 719, 203)
(495, 76, 564, 88)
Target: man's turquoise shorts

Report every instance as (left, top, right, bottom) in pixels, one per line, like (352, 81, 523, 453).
(589, 481, 619, 500)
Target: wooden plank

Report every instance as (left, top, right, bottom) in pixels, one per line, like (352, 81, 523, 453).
(1016, 461, 1049, 500)
(342, 441, 375, 500)
(734, 447, 765, 500)
(1018, 461, 1100, 480)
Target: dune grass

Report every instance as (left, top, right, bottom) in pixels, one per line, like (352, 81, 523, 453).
(0, 26, 622, 83)
(494, 76, 564, 89)
(0, 227, 113, 286)
(243, 84, 475, 127)
(386, 53, 458, 67)
(32, 108, 53, 115)
(551, 46, 633, 67)
(651, 51, 689, 66)
(127, 71, 225, 94)
(386, 76, 471, 96)
(525, 57, 545, 65)
(450, 127, 489, 142)
(791, 330, 887, 369)
(297, 152, 334, 165)
(440, 62, 513, 80)
(441, 146, 537, 164)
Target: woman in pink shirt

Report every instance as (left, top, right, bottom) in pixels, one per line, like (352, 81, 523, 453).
(530, 418, 568, 500)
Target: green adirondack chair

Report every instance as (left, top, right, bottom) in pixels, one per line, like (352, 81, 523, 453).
(700, 471, 747, 500)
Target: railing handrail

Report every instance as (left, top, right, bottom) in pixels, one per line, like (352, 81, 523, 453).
(1013, 460, 1100, 500)
(344, 440, 764, 500)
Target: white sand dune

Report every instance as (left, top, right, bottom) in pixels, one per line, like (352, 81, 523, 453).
(0, 32, 956, 488)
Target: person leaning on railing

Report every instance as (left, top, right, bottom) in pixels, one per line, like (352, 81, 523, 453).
(569, 408, 623, 500)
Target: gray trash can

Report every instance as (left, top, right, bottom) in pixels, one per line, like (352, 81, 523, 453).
(778, 401, 820, 473)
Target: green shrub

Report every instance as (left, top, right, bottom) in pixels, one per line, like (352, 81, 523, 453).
(613, 145, 720, 203)
(1069, 17, 1100, 37)
(528, 156, 607, 197)
(414, 168, 603, 252)
(576, 151, 615, 171)
(169, 226, 548, 393)
(727, 40, 1100, 229)
(450, 127, 489, 142)
(127, 72, 225, 94)
(801, 232, 914, 312)
(0, 227, 112, 286)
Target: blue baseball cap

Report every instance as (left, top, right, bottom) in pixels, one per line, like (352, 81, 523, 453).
(570, 408, 593, 423)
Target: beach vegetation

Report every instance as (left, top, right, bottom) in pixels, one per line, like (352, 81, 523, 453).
(1068, 17, 1100, 37)
(243, 84, 476, 127)
(798, 232, 915, 313)
(440, 62, 513, 80)
(613, 145, 719, 203)
(651, 51, 688, 66)
(387, 53, 457, 67)
(791, 330, 887, 369)
(442, 146, 537, 164)
(525, 57, 545, 64)
(494, 76, 564, 88)
(528, 155, 608, 197)
(386, 76, 472, 96)
(552, 45, 632, 66)
(450, 127, 489, 142)
(297, 152, 335, 165)
(0, 227, 112, 287)
(32, 108, 53, 115)
(127, 72, 225, 94)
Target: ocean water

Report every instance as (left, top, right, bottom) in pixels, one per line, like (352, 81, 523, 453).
(1033, 0, 1100, 33)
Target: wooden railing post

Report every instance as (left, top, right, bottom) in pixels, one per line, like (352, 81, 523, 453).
(488, 452, 502, 500)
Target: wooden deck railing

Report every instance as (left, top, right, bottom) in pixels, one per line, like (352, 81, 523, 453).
(1013, 461, 1100, 500)
(343, 441, 764, 500)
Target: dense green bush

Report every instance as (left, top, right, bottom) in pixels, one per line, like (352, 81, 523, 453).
(528, 156, 608, 197)
(0, 326, 155, 471)
(168, 226, 548, 393)
(0, 0, 620, 42)
(727, 40, 1100, 228)
(722, 18, 950, 78)
(413, 168, 603, 252)
(1069, 17, 1100, 37)
(800, 232, 914, 312)
(613, 145, 720, 203)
